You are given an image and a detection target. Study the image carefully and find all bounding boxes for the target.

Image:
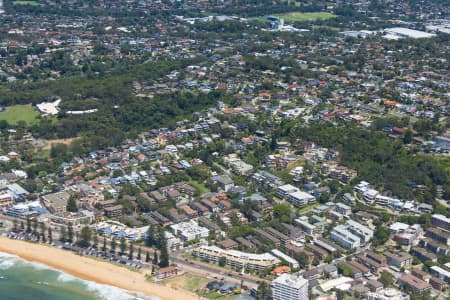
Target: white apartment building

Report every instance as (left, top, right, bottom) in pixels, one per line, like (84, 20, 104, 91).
(192, 245, 280, 271)
(272, 273, 309, 300)
(287, 190, 315, 207)
(170, 220, 209, 241)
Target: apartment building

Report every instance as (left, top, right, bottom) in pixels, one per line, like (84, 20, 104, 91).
(192, 245, 280, 271)
(271, 273, 309, 300)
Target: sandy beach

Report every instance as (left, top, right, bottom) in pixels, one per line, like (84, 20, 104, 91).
(0, 236, 199, 300)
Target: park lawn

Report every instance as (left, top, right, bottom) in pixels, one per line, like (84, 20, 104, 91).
(160, 273, 210, 293)
(276, 12, 336, 22)
(12, 1, 40, 5)
(0, 104, 40, 126)
(189, 180, 209, 195)
(298, 202, 320, 213)
(12, 1, 41, 5)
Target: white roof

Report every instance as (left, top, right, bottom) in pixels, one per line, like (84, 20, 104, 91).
(289, 190, 314, 200)
(272, 273, 308, 289)
(385, 27, 436, 39)
(389, 222, 410, 232)
(320, 277, 353, 292)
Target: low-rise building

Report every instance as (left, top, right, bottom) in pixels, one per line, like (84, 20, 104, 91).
(384, 251, 412, 268)
(192, 245, 280, 271)
(170, 220, 209, 241)
(431, 214, 450, 231)
(156, 266, 178, 280)
(397, 274, 431, 294)
(366, 288, 410, 300)
(42, 191, 71, 214)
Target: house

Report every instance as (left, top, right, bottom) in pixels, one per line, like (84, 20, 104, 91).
(217, 239, 238, 250)
(198, 217, 221, 234)
(156, 266, 178, 280)
(149, 190, 166, 203)
(104, 205, 123, 217)
(200, 199, 219, 212)
(190, 202, 209, 216)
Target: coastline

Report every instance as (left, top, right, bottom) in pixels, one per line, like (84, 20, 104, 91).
(0, 236, 199, 300)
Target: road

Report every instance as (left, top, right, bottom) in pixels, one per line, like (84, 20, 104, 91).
(171, 254, 262, 289)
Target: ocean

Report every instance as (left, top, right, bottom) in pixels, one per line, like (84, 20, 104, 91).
(0, 252, 158, 300)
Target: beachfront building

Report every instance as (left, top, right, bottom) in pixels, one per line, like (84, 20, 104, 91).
(271, 273, 309, 300)
(155, 266, 179, 280)
(170, 220, 209, 241)
(50, 210, 94, 226)
(192, 245, 280, 271)
(42, 191, 71, 214)
(95, 220, 149, 241)
(5, 201, 46, 219)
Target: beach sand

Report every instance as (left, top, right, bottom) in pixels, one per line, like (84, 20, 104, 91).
(0, 237, 199, 300)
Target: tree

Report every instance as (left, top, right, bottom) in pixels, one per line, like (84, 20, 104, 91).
(66, 195, 78, 212)
(373, 225, 390, 246)
(78, 226, 92, 247)
(295, 252, 310, 268)
(60, 226, 67, 242)
(111, 238, 117, 254)
(93, 233, 99, 248)
(145, 251, 150, 263)
(137, 247, 142, 261)
(67, 224, 74, 243)
(48, 227, 53, 243)
(40, 222, 46, 243)
(119, 237, 127, 254)
(26, 216, 31, 233)
(336, 290, 346, 300)
(158, 236, 170, 268)
(403, 129, 413, 144)
(129, 243, 134, 260)
(13, 219, 18, 232)
(380, 270, 394, 288)
(219, 256, 226, 267)
(255, 281, 271, 300)
(102, 237, 107, 252)
(145, 225, 155, 247)
(32, 218, 38, 234)
(153, 252, 158, 265)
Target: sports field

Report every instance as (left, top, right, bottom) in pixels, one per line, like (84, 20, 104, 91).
(276, 12, 336, 22)
(12, 1, 41, 5)
(0, 104, 40, 125)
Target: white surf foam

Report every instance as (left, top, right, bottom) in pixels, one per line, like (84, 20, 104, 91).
(0, 252, 19, 270)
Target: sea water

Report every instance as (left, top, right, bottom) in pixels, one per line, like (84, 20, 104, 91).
(0, 252, 158, 300)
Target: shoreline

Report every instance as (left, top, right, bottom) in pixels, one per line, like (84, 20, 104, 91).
(0, 236, 199, 300)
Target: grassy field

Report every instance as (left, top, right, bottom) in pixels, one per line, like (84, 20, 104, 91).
(254, 12, 336, 23)
(276, 12, 336, 22)
(12, 1, 41, 5)
(189, 180, 209, 195)
(160, 273, 210, 293)
(0, 104, 40, 126)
